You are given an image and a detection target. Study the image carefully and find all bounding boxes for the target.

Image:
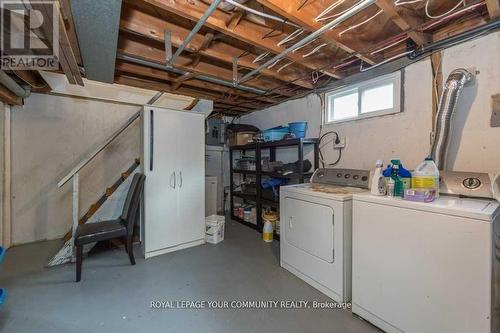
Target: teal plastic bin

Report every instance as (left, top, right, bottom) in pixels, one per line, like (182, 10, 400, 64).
(288, 122, 308, 139)
(263, 126, 289, 141)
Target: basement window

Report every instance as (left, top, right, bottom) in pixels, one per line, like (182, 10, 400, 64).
(324, 71, 402, 124)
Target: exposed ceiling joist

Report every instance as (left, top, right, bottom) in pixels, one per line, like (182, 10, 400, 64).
(226, 10, 245, 30)
(375, 0, 430, 45)
(255, 0, 377, 65)
(115, 73, 272, 114)
(172, 72, 199, 90)
(57, 5, 84, 85)
(118, 34, 300, 97)
(119, 5, 314, 88)
(136, 0, 342, 79)
(58, 0, 82, 65)
(29, 1, 83, 85)
(486, 0, 500, 18)
(114, 75, 259, 110)
(115, 60, 278, 104)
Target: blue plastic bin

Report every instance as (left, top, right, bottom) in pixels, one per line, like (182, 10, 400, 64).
(263, 126, 289, 141)
(289, 122, 308, 139)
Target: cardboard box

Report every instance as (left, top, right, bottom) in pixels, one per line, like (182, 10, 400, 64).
(230, 132, 256, 146)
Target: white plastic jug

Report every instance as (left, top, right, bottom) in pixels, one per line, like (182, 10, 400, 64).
(413, 157, 440, 196)
(263, 220, 273, 243)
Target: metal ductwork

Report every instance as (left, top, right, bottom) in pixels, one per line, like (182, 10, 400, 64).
(0, 70, 31, 98)
(116, 53, 268, 95)
(71, 0, 122, 83)
(430, 68, 473, 170)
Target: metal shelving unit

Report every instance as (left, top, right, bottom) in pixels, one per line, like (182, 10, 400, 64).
(229, 138, 319, 240)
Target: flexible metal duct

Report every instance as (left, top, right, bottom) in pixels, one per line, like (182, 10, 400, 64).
(430, 68, 473, 170)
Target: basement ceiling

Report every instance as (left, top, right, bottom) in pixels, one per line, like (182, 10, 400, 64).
(1, 0, 499, 115)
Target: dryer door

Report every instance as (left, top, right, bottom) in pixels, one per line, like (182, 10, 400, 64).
(284, 197, 335, 263)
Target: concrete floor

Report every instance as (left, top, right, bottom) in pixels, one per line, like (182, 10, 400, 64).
(0, 220, 380, 333)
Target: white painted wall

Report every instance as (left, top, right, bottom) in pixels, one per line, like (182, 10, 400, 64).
(241, 32, 500, 173)
(11, 93, 141, 245)
(441, 32, 500, 172)
(10, 70, 213, 245)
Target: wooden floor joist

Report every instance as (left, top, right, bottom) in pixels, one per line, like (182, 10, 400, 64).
(115, 60, 280, 104)
(118, 33, 301, 98)
(375, 0, 430, 46)
(486, 0, 500, 19)
(114, 75, 269, 112)
(135, 0, 342, 79)
(17, 0, 485, 115)
(255, 0, 378, 65)
(120, 4, 315, 89)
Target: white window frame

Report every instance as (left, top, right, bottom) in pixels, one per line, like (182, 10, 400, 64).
(324, 71, 402, 124)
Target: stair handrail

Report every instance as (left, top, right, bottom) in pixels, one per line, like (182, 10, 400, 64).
(57, 92, 163, 188)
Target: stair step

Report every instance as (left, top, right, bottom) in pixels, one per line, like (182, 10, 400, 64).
(106, 187, 116, 197)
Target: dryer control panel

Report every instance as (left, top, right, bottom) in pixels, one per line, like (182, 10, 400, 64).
(310, 168, 370, 189)
(440, 171, 494, 199)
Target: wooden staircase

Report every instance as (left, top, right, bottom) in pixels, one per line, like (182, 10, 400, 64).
(62, 158, 140, 242)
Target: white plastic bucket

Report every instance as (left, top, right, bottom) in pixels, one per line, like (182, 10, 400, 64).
(205, 215, 225, 244)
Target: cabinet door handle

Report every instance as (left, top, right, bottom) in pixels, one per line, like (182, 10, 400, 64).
(289, 216, 293, 228)
(170, 172, 176, 189)
(149, 109, 154, 171)
(178, 171, 183, 188)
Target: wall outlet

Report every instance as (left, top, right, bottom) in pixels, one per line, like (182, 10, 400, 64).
(334, 137, 346, 149)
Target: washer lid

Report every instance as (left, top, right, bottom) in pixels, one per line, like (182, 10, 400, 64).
(281, 183, 367, 201)
(353, 193, 500, 221)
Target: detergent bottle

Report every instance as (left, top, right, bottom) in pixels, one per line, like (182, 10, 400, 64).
(383, 159, 412, 190)
(390, 160, 405, 197)
(370, 160, 386, 196)
(413, 157, 440, 197)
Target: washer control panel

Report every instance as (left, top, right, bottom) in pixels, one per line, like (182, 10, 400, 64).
(311, 168, 370, 188)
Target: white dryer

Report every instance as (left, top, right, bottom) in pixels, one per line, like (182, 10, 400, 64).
(352, 193, 500, 333)
(280, 168, 370, 302)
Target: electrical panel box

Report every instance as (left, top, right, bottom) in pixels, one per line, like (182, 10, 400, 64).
(206, 118, 225, 146)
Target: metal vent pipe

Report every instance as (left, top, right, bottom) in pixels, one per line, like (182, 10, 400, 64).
(430, 68, 473, 170)
(117, 53, 267, 95)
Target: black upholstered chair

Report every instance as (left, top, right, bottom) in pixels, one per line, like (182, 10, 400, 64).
(74, 173, 145, 282)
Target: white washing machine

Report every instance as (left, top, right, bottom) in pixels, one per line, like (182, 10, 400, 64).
(280, 168, 370, 302)
(351, 193, 500, 333)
